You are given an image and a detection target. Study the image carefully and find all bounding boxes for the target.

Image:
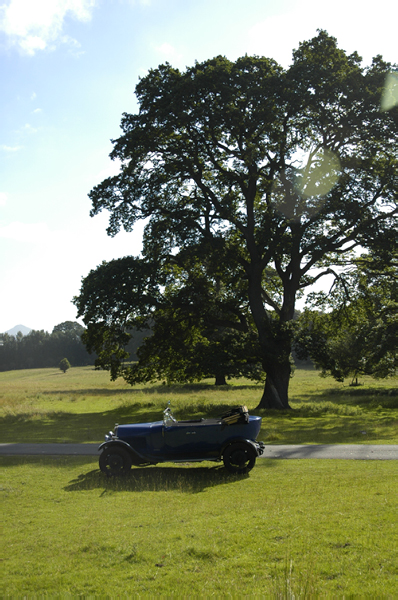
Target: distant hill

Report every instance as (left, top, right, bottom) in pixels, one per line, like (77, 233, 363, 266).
(5, 325, 32, 337)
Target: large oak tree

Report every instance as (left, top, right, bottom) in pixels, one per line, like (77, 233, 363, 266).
(84, 31, 397, 409)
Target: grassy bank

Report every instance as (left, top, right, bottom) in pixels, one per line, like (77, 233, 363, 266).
(2, 456, 397, 596)
(1, 366, 397, 444)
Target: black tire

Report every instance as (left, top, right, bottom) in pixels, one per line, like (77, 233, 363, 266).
(99, 446, 132, 476)
(223, 443, 256, 474)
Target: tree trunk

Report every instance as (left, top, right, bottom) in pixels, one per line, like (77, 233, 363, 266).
(246, 258, 296, 410)
(214, 373, 227, 386)
(256, 360, 292, 410)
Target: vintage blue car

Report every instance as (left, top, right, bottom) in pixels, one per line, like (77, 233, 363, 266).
(99, 404, 264, 475)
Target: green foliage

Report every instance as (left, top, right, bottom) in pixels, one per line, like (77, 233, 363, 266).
(295, 254, 398, 382)
(0, 321, 93, 372)
(75, 254, 265, 385)
(81, 31, 397, 409)
(52, 321, 85, 336)
(59, 358, 71, 373)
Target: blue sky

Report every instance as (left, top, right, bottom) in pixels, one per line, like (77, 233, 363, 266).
(0, 0, 397, 333)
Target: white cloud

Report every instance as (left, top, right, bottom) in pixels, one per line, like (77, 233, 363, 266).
(0, 192, 8, 206)
(19, 34, 47, 54)
(0, 0, 96, 55)
(59, 33, 83, 56)
(155, 42, 183, 64)
(126, 0, 151, 5)
(1, 144, 22, 152)
(22, 123, 38, 134)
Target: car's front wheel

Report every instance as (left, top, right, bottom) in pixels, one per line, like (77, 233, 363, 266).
(223, 443, 256, 474)
(99, 446, 132, 476)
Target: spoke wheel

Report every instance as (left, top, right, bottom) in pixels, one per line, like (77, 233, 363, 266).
(99, 447, 132, 476)
(223, 443, 256, 474)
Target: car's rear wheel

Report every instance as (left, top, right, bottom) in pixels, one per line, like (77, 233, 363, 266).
(99, 446, 132, 476)
(223, 443, 256, 474)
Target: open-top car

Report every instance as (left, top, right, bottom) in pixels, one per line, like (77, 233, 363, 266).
(99, 404, 264, 476)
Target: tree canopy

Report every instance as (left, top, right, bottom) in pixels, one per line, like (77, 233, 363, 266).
(78, 31, 397, 409)
(295, 253, 398, 383)
(59, 358, 71, 373)
(74, 254, 264, 385)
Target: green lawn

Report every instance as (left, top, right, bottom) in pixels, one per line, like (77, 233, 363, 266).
(1, 366, 397, 444)
(2, 457, 397, 596)
(2, 367, 397, 596)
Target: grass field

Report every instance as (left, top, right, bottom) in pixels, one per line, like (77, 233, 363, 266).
(1, 367, 398, 596)
(2, 457, 397, 596)
(1, 366, 397, 444)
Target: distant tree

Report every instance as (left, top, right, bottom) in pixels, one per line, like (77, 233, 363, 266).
(0, 333, 18, 370)
(51, 321, 90, 367)
(52, 321, 85, 338)
(0, 322, 95, 372)
(59, 358, 71, 373)
(22, 330, 51, 369)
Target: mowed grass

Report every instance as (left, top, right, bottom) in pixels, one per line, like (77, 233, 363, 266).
(1, 367, 398, 595)
(2, 456, 397, 596)
(0, 366, 397, 444)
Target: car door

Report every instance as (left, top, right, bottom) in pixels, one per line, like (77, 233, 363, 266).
(163, 421, 222, 460)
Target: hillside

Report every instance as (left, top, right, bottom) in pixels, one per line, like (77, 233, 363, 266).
(5, 325, 32, 336)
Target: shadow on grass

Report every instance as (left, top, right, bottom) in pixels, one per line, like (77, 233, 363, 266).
(0, 404, 165, 443)
(292, 387, 398, 405)
(42, 382, 262, 396)
(326, 387, 398, 397)
(1, 454, 278, 493)
(2, 396, 398, 444)
(63, 464, 260, 494)
(258, 412, 398, 445)
(325, 389, 398, 411)
(1, 401, 261, 443)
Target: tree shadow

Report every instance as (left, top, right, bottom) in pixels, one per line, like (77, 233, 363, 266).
(1, 395, 265, 444)
(42, 382, 262, 396)
(64, 464, 254, 494)
(42, 388, 145, 396)
(317, 386, 397, 398)
(289, 386, 398, 405)
(0, 404, 164, 443)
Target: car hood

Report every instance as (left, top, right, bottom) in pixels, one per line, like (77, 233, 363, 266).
(116, 421, 163, 438)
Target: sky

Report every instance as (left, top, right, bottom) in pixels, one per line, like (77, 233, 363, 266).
(0, 0, 397, 334)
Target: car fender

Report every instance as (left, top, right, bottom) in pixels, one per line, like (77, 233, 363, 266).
(220, 438, 259, 459)
(98, 440, 147, 464)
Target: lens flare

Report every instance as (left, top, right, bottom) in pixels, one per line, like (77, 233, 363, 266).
(381, 72, 398, 112)
(272, 148, 341, 221)
(295, 149, 340, 199)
